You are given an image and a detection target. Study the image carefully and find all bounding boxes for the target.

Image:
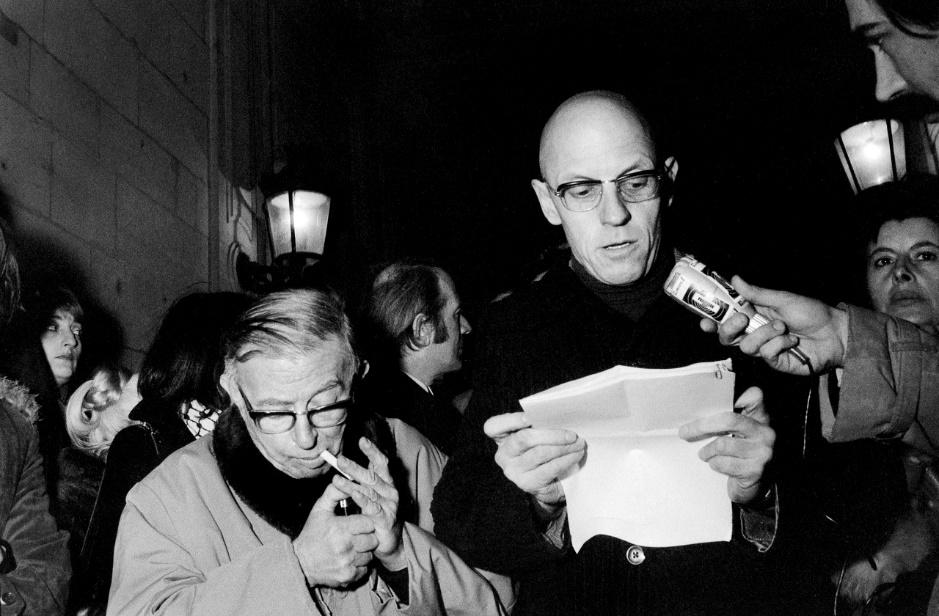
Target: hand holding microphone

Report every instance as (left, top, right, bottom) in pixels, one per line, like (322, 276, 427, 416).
(664, 255, 814, 372)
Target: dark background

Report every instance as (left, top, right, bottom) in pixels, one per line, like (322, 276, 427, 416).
(270, 0, 893, 317)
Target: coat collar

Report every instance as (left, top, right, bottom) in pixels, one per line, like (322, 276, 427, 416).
(213, 409, 330, 539)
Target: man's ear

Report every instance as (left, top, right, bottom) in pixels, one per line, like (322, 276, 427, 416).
(663, 156, 679, 209)
(411, 313, 434, 348)
(218, 363, 236, 403)
(532, 179, 562, 226)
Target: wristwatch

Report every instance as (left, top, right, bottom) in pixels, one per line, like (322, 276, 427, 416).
(0, 539, 15, 574)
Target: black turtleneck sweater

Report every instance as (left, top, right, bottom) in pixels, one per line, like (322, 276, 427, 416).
(568, 245, 675, 322)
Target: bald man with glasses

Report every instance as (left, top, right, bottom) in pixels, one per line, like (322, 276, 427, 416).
(432, 90, 785, 616)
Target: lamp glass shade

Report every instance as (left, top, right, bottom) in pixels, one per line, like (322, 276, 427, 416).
(266, 190, 331, 258)
(835, 119, 906, 194)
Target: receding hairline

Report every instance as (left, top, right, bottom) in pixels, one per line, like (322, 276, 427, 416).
(538, 90, 656, 178)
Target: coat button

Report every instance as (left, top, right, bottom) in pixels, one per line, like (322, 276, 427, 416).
(0, 591, 16, 605)
(626, 545, 645, 565)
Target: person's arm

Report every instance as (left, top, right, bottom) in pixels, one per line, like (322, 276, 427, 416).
(701, 276, 849, 375)
(432, 392, 581, 576)
(678, 386, 778, 552)
(1, 416, 70, 616)
(701, 277, 939, 452)
(826, 304, 939, 452)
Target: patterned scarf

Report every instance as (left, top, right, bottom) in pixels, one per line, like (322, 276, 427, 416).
(181, 400, 219, 439)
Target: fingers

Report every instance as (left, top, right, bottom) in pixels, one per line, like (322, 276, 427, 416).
(484, 412, 532, 441)
(499, 445, 585, 496)
(699, 318, 718, 334)
(360, 437, 392, 484)
(733, 386, 767, 424)
(679, 393, 775, 444)
(730, 276, 776, 311)
(312, 481, 357, 512)
(716, 313, 750, 346)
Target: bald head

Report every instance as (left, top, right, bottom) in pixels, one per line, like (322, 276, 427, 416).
(538, 91, 657, 180)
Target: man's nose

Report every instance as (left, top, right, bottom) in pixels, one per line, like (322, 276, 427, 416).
(892, 258, 914, 282)
(460, 315, 472, 335)
(874, 48, 910, 102)
(292, 415, 317, 450)
(62, 330, 77, 348)
(598, 183, 631, 226)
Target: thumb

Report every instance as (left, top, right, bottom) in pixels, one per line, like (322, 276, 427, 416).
(734, 386, 768, 424)
(731, 275, 782, 312)
(312, 481, 352, 513)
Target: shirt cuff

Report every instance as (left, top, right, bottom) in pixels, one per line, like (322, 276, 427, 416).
(739, 484, 778, 553)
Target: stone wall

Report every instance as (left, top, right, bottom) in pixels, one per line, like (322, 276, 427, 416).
(0, 0, 268, 368)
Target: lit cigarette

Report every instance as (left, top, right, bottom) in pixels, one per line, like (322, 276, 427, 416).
(320, 450, 353, 480)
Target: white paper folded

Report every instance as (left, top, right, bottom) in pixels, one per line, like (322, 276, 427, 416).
(520, 359, 734, 551)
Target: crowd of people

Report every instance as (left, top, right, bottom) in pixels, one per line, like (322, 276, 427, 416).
(1, 0, 939, 614)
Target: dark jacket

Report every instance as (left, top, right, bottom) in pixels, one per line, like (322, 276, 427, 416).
(0, 398, 71, 615)
(358, 366, 463, 455)
(77, 398, 194, 612)
(432, 260, 781, 616)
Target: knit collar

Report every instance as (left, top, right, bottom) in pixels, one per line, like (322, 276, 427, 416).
(569, 245, 675, 321)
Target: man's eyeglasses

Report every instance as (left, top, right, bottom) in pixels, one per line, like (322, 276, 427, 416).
(236, 384, 352, 435)
(547, 169, 665, 212)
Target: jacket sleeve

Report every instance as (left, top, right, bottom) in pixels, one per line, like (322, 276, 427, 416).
(431, 332, 569, 577)
(106, 481, 320, 616)
(822, 305, 939, 454)
(0, 413, 71, 616)
(79, 425, 163, 609)
(394, 523, 507, 616)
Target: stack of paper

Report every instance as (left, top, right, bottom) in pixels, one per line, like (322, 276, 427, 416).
(520, 359, 734, 551)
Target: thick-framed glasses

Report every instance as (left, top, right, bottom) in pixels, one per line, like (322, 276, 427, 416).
(236, 384, 353, 435)
(547, 169, 665, 212)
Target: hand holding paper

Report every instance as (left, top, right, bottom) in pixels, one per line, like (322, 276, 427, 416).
(678, 386, 775, 504)
(484, 412, 586, 516)
(520, 360, 742, 550)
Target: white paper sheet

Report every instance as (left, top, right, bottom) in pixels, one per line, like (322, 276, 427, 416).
(520, 360, 734, 551)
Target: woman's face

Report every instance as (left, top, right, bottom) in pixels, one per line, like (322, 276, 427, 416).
(867, 217, 939, 334)
(41, 309, 83, 386)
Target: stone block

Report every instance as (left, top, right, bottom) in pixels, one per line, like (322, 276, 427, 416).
(1, 0, 43, 43)
(138, 64, 207, 180)
(29, 42, 100, 153)
(0, 90, 53, 215)
(116, 179, 208, 272)
(0, 13, 28, 105)
(9, 204, 94, 284)
(173, 0, 207, 41)
(100, 104, 176, 209)
(88, 246, 127, 319)
(137, 0, 208, 112)
(175, 165, 208, 235)
(90, 0, 142, 43)
(44, 0, 138, 120)
(50, 137, 117, 250)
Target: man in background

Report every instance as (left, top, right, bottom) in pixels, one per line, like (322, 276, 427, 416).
(358, 260, 471, 454)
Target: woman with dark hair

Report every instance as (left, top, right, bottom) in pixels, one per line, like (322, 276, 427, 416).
(77, 291, 251, 614)
(0, 286, 85, 489)
(0, 215, 71, 614)
(823, 175, 939, 613)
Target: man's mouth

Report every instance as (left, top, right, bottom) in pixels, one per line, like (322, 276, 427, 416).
(890, 290, 924, 305)
(603, 240, 634, 251)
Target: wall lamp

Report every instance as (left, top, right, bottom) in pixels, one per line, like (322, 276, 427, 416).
(236, 162, 331, 293)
